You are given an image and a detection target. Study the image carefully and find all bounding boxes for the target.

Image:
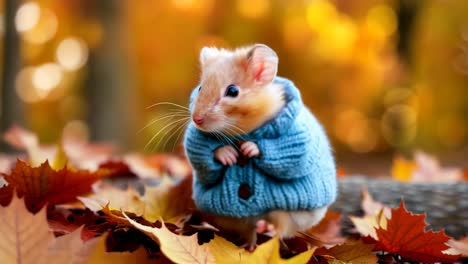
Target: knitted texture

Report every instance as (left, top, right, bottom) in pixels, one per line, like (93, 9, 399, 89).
(184, 77, 337, 217)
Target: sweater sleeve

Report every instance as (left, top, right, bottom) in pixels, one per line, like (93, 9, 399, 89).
(254, 128, 311, 180)
(184, 124, 224, 185)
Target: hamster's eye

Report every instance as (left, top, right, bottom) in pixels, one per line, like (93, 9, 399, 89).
(198, 86, 202, 92)
(225, 85, 239, 98)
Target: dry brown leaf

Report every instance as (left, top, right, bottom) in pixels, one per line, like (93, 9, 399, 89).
(316, 240, 377, 264)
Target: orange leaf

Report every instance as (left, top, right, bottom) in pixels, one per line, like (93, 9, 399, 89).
(1, 159, 111, 213)
(375, 200, 460, 263)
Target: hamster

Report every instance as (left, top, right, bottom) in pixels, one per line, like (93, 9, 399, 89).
(184, 44, 337, 250)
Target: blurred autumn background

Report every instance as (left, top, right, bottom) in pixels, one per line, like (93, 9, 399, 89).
(1, 0, 467, 175)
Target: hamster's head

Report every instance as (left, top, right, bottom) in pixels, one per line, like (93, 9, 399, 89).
(191, 44, 283, 135)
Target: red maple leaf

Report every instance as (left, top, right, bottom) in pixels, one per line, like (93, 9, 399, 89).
(375, 200, 460, 263)
(0, 159, 112, 213)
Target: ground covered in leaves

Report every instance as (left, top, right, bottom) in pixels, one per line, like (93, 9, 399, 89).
(0, 126, 467, 264)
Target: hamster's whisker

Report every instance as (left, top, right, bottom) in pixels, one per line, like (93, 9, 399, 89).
(162, 118, 190, 151)
(145, 117, 190, 152)
(211, 132, 228, 147)
(138, 113, 190, 134)
(224, 124, 248, 141)
(225, 121, 248, 136)
(216, 131, 240, 151)
(152, 117, 191, 152)
(171, 119, 190, 152)
(146, 102, 190, 110)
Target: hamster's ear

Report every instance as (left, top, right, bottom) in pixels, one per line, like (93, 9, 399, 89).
(200, 47, 218, 65)
(247, 44, 278, 86)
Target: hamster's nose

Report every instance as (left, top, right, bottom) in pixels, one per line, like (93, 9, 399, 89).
(193, 115, 205, 125)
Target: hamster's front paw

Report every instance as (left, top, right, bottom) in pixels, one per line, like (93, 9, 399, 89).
(214, 145, 238, 166)
(240, 141, 260, 158)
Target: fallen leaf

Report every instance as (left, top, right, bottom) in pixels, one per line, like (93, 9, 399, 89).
(144, 153, 191, 178)
(1, 159, 112, 213)
(375, 200, 460, 263)
(124, 213, 215, 264)
(3, 125, 48, 166)
(391, 152, 463, 183)
(349, 189, 389, 240)
(98, 160, 135, 178)
(0, 154, 16, 173)
(125, 212, 315, 264)
(143, 175, 194, 222)
(411, 151, 463, 183)
(209, 236, 315, 264)
(361, 187, 391, 219)
(445, 236, 468, 257)
(48, 227, 97, 264)
(315, 240, 377, 264)
(78, 184, 145, 215)
(301, 211, 345, 247)
(47, 207, 105, 241)
(0, 193, 52, 264)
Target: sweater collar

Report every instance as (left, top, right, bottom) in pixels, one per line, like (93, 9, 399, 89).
(248, 77, 302, 139)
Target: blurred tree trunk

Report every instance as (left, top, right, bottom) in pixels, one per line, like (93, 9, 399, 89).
(1, 0, 23, 151)
(85, 1, 135, 149)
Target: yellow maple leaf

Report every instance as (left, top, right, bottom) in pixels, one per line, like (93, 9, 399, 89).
(210, 235, 315, 264)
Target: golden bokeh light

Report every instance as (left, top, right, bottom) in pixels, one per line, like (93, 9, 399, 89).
(56, 37, 89, 71)
(15, 67, 44, 103)
(32, 63, 63, 95)
(22, 8, 58, 44)
(15, 2, 41, 33)
(237, 0, 270, 19)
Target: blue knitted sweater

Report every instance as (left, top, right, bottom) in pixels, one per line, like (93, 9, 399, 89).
(184, 77, 337, 218)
